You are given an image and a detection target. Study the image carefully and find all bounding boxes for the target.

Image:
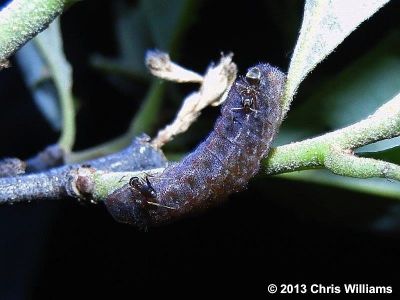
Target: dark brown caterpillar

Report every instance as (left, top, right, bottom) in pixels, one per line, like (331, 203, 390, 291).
(105, 63, 286, 228)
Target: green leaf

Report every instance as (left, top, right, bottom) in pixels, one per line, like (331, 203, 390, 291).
(276, 28, 400, 199)
(278, 31, 400, 147)
(283, 0, 390, 115)
(361, 146, 400, 165)
(34, 17, 76, 151)
(16, 40, 62, 130)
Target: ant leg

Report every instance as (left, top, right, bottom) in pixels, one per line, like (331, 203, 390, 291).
(249, 107, 259, 113)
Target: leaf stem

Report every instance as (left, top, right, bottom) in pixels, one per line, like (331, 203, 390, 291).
(0, 0, 67, 61)
(34, 18, 76, 151)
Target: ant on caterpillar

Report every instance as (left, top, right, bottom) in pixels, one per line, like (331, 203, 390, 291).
(232, 66, 261, 114)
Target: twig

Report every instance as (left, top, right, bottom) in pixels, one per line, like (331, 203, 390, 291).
(0, 158, 26, 177)
(81, 90, 400, 203)
(25, 144, 65, 172)
(148, 50, 237, 148)
(263, 93, 400, 180)
(0, 0, 68, 61)
(0, 169, 70, 203)
(3, 74, 400, 205)
(0, 137, 167, 203)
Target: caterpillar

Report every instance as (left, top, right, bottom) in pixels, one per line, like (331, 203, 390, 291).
(105, 63, 286, 228)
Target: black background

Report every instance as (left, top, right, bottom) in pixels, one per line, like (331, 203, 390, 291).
(0, 0, 400, 298)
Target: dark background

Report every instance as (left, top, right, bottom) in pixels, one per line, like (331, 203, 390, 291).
(0, 0, 400, 298)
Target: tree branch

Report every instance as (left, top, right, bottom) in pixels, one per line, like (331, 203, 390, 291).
(324, 149, 400, 181)
(1, 91, 400, 207)
(0, 169, 69, 203)
(0, 137, 167, 203)
(263, 93, 400, 180)
(5, 91, 400, 204)
(0, 0, 68, 62)
(64, 92, 400, 204)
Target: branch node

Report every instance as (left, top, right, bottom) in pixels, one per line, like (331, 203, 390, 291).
(67, 167, 96, 202)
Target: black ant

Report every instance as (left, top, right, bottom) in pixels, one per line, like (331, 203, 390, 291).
(232, 66, 261, 114)
(129, 176, 175, 210)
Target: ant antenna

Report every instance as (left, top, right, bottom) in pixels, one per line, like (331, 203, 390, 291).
(146, 201, 176, 210)
(143, 172, 175, 181)
(118, 175, 128, 183)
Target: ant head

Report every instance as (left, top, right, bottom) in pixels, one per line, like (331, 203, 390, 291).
(129, 176, 140, 188)
(129, 176, 157, 200)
